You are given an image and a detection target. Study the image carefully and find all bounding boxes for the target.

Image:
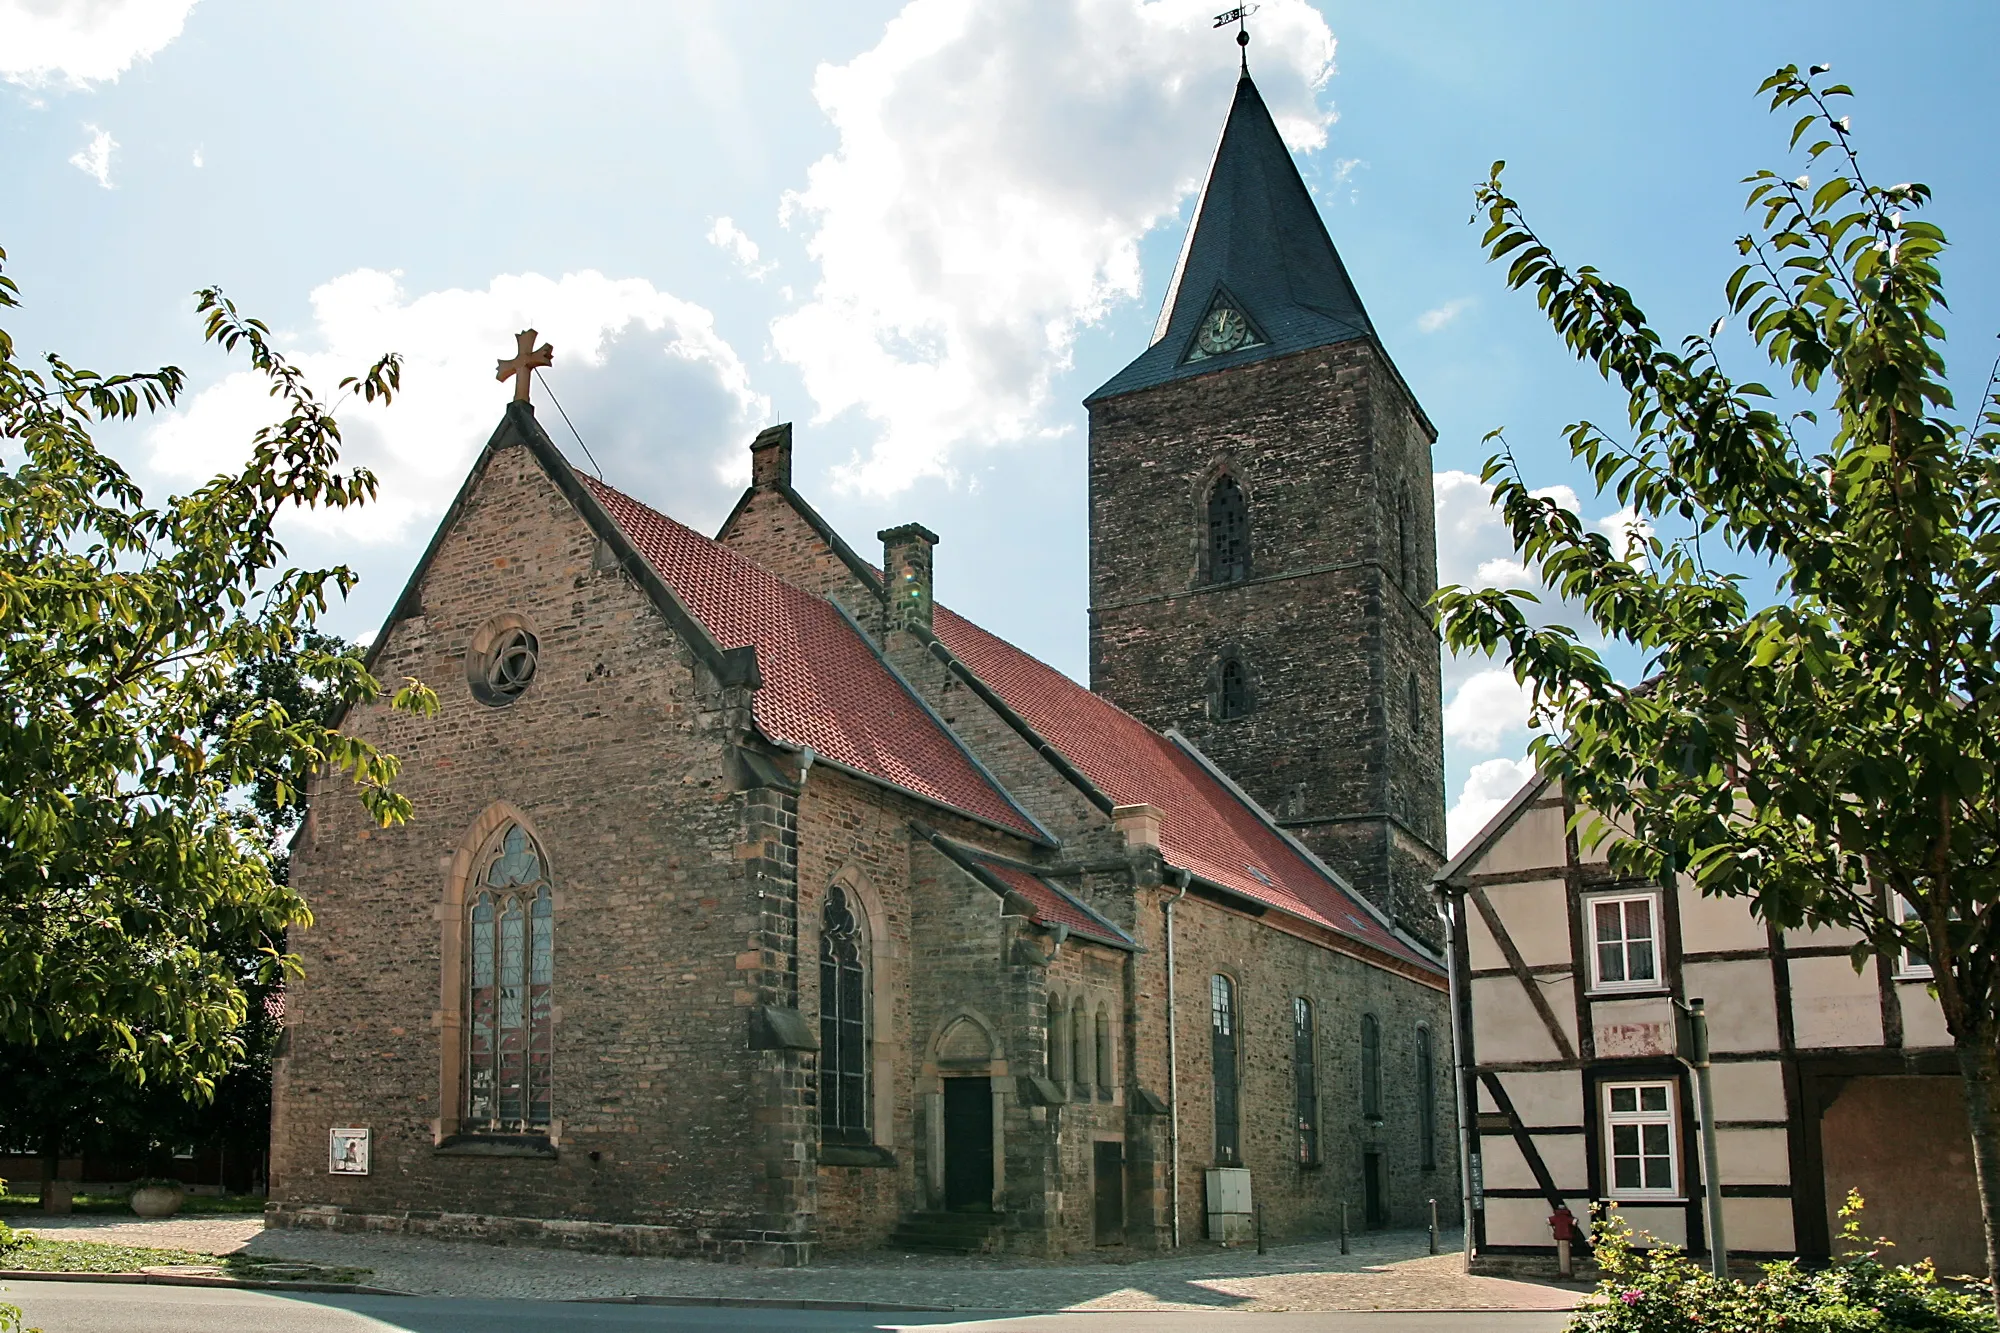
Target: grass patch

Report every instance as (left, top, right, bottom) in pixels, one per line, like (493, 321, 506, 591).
(0, 1192, 267, 1216)
(0, 1233, 367, 1285)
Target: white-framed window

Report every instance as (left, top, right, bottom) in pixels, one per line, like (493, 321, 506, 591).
(1896, 895, 1933, 979)
(1603, 1082, 1678, 1199)
(1588, 892, 1662, 991)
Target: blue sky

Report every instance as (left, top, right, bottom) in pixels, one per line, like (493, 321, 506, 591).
(5, 0, 1996, 848)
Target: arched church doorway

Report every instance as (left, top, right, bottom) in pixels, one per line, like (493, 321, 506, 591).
(942, 1077, 994, 1211)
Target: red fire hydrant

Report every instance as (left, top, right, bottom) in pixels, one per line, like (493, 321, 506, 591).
(1549, 1206, 1580, 1280)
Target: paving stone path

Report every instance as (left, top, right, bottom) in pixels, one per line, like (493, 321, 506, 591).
(10, 1214, 1584, 1314)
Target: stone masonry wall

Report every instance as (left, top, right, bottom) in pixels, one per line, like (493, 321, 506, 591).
(273, 441, 810, 1258)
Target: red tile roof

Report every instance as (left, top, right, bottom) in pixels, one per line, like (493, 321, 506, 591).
(581, 477, 1042, 841)
(964, 852, 1135, 949)
(932, 605, 1435, 972)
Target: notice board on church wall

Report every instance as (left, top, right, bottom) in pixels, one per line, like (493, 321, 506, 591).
(328, 1127, 370, 1175)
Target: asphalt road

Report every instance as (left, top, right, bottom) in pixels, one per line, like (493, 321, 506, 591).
(3, 1282, 1576, 1333)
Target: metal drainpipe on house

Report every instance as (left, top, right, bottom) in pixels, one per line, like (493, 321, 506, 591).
(1164, 866, 1191, 1248)
(1439, 888, 1475, 1263)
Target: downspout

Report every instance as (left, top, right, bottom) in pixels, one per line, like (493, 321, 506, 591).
(1440, 887, 1474, 1263)
(1164, 866, 1191, 1248)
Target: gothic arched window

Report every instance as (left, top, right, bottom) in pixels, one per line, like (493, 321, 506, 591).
(464, 825, 553, 1132)
(1048, 995, 1071, 1083)
(1294, 997, 1320, 1166)
(1095, 1005, 1113, 1097)
(1361, 1013, 1383, 1121)
(1207, 475, 1250, 585)
(1211, 974, 1241, 1164)
(820, 886, 870, 1144)
(1072, 1002, 1094, 1091)
(1417, 1025, 1438, 1170)
(1219, 656, 1252, 720)
(1397, 485, 1414, 586)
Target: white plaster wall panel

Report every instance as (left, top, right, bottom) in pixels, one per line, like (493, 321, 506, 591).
(1725, 1197, 1796, 1253)
(1492, 879, 1576, 969)
(1472, 974, 1579, 1064)
(1486, 1197, 1580, 1247)
(1789, 955, 1885, 1049)
(1472, 803, 1568, 878)
(1784, 921, 1865, 950)
(1715, 1127, 1790, 1185)
(1676, 881, 1768, 953)
(1503, 1069, 1587, 1127)
(1706, 1059, 1788, 1122)
(1898, 982, 1952, 1050)
(1682, 960, 1781, 1053)
(1480, 1131, 1587, 1192)
(1608, 1204, 1688, 1248)
(1592, 995, 1676, 1059)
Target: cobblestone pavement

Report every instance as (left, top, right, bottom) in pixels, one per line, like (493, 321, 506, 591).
(5, 1213, 265, 1255)
(10, 1215, 1584, 1314)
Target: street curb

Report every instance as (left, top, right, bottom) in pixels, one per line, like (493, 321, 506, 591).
(0, 1269, 404, 1296)
(573, 1294, 957, 1312)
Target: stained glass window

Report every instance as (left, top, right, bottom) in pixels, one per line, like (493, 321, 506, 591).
(1211, 975, 1240, 1164)
(1047, 995, 1070, 1083)
(464, 825, 553, 1133)
(1294, 997, 1319, 1166)
(1207, 476, 1250, 584)
(1072, 1003, 1093, 1090)
(1361, 1013, 1382, 1121)
(1417, 1026, 1437, 1170)
(819, 886, 870, 1144)
(1094, 1006, 1113, 1096)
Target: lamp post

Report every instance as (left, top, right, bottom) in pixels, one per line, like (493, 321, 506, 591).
(1679, 997, 1727, 1279)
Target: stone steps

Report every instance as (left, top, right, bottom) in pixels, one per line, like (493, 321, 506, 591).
(888, 1210, 1005, 1254)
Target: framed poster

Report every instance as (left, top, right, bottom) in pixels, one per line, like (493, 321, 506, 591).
(328, 1127, 370, 1176)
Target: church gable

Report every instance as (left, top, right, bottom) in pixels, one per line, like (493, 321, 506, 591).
(715, 422, 883, 620)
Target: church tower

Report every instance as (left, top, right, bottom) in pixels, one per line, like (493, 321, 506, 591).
(1085, 71, 1445, 944)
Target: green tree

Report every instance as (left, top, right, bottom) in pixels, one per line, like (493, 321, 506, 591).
(1438, 67, 2000, 1297)
(0, 245, 435, 1104)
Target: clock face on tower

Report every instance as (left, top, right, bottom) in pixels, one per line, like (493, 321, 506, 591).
(1197, 306, 1250, 355)
(1187, 303, 1261, 362)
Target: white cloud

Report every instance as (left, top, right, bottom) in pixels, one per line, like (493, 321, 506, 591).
(1416, 297, 1471, 333)
(149, 269, 768, 544)
(1444, 668, 1534, 754)
(67, 122, 114, 186)
(1447, 755, 1538, 854)
(1596, 504, 1653, 563)
(191, 146, 201, 168)
(1, 0, 199, 88)
(774, 0, 1339, 494)
(707, 216, 773, 278)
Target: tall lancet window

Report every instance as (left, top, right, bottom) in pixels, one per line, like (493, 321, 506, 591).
(819, 886, 870, 1144)
(1207, 475, 1250, 584)
(465, 825, 554, 1132)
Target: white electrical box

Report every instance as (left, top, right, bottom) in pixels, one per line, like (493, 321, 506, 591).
(1204, 1166, 1254, 1244)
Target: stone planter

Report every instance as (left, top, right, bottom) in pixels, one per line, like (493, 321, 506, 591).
(128, 1185, 186, 1218)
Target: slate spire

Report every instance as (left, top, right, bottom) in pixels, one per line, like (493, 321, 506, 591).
(1087, 73, 1376, 402)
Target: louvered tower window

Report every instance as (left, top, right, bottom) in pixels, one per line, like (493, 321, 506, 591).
(1207, 475, 1250, 584)
(464, 825, 554, 1132)
(820, 886, 870, 1144)
(1220, 657, 1252, 720)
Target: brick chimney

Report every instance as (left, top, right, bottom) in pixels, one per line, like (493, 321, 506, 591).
(879, 523, 939, 635)
(749, 422, 792, 489)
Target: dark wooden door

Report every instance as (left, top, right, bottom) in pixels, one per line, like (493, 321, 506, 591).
(942, 1077, 993, 1212)
(1092, 1140, 1125, 1245)
(1363, 1150, 1387, 1228)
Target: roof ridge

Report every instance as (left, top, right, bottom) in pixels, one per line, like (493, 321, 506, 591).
(829, 600, 1056, 848)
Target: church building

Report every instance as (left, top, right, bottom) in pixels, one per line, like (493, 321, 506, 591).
(268, 68, 1456, 1263)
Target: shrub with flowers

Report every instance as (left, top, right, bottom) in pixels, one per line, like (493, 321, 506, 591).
(1568, 1195, 1995, 1333)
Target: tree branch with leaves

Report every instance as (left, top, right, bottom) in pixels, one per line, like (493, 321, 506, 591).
(1439, 65, 2000, 1298)
(0, 247, 436, 1102)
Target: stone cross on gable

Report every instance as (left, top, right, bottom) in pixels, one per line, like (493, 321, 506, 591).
(497, 329, 554, 403)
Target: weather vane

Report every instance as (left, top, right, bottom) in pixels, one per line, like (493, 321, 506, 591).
(1214, 5, 1258, 72)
